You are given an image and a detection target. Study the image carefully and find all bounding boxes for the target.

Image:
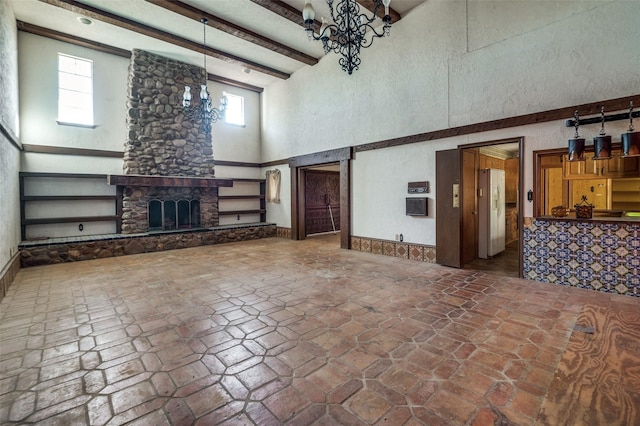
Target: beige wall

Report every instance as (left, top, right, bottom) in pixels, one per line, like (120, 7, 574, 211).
(0, 0, 21, 272)
(262, 0, 640, 243)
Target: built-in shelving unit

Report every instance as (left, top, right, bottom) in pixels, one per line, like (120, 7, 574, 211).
(20, 172, 268, 240)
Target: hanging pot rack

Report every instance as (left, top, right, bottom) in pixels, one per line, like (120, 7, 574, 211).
(565, 110, 639, 127)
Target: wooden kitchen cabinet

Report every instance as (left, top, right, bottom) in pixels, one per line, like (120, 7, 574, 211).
(602, 155, 639, 178)
(563, 155, 598, 178)
(479, 154, 505, 170)
(563, 150, 640, 179)
(570, 179, 611, 210)
(505, 158, 519, 203)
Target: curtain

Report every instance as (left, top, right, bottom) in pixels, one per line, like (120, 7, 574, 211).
(266, 169, 281, 203)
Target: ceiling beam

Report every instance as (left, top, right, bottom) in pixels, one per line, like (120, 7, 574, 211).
(358, 0, 402, 23)
(17, 20, 130, 58)
(37, 0, 290, 79)
(18, 20, 264, 93)
(145, 0, 317, 66)
(249, 0, 401, 28)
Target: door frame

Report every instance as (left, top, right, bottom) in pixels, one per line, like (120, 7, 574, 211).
(289, 147, 352, 249)
(459, 137, 524, 278)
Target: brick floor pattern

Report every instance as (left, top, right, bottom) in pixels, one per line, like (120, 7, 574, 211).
(1, 235, 639, 425)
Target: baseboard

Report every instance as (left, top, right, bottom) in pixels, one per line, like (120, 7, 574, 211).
(0, 252, 21, 302)
(350, 236, 436, 262)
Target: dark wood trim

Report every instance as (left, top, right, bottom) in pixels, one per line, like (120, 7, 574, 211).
(215, 160, 261, 168)
(20, 176, 26, 241)
(39, 0, 290, 80)
(146, 0, 317, 66)
(260, 181, 266, 222)
(1, 119, 22, 151)
(18, 21, 265, 93)
(227, 178, 266, 183)
(218, 209, 266, 216)
(107, 174, 233, 188)
(22, 195, 117, 201)
(289, 147, 352, 168)
(249, 0, 401, 31)
(358, 0, 401, 23)
(22, 144, 123, 158)
(355, 95, 640, 153)
(116, 186, 123, 233)
(250, 0, 316, 28)
(290, 167, 300, 240)
(218, 195, 265, 200)
(23, 215, 119, 225)
(20, 172, 108, 179)
(207, 74, 264, 94)
(340, 159, 351, 249)
(261, 159, 289, 167)
(17, 21, 130, 58)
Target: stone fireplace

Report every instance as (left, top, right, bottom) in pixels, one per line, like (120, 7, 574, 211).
(109, 49, 230, 234)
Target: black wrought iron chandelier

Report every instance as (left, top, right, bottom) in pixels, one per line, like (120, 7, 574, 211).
(182, 18, 227, 136)
(302, 0, 392, 75)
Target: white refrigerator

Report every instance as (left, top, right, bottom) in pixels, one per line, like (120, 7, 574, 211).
(478, 169, 506, 259)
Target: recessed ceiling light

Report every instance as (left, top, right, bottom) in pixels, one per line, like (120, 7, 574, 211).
(77, 17, 93, 25)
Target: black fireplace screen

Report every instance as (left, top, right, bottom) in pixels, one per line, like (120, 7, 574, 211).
(148, 199, 200, 231)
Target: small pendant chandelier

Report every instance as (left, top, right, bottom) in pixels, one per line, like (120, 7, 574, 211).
(182, 18, 227, 136)
(302, 0, 392, 75)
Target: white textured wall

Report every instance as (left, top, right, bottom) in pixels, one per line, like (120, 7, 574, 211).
(0, 0, 21, 268)
(262, 0, 640, 243)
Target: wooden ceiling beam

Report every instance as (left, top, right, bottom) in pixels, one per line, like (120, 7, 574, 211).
(358, 0, 401, 23)
(37, 0, 290, 79)
(18, 20, 265, 93)
(249, 0, 401, 28)
(145, 0, 317, 66)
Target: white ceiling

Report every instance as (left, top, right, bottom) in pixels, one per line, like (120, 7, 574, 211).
(11, 0, 427, 89)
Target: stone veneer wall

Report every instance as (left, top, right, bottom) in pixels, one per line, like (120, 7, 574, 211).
(524, 219, 639, 297)
(121, 49, 219, 234)
(20, 224, 276, 267)
(125, 49, 214, 177)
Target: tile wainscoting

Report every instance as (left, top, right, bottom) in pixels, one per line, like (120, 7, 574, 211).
(350, 236, 437, 263)
(524, 218, 639, 297)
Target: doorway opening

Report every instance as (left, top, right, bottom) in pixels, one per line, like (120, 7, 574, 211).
(460, 139, 523, 278)
(289, 147, 352, 249)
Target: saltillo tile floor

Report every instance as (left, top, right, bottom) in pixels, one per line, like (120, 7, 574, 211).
(1, 234, 638, 425)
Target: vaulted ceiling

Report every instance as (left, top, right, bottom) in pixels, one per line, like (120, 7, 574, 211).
(11, 0, 426, 92)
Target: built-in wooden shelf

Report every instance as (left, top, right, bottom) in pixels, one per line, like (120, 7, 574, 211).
(22, 195, 117, 201)
(23, 215, 120, 225)
(218, 209, 266, 216)
(218, 195, 265, 200)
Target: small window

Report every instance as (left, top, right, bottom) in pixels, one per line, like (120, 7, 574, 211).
(58, 53, 94, 126)
(223, 92, 245, 126)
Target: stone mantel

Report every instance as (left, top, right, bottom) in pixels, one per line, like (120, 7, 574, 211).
(107, 174, 233, 188)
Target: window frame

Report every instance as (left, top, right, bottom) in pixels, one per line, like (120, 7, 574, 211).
(57, 53, 96, 128)
(223, 91, 245, 127)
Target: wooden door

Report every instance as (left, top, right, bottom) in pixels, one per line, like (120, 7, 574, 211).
(305, 171, 340, 234)
(436, 149, 461, 268)
(461, 149, 478, 265)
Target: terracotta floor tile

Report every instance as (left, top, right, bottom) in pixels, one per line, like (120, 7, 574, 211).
(1, 234, 639, 424)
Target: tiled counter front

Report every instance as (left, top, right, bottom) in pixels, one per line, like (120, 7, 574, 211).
(524, 219, 640, 297)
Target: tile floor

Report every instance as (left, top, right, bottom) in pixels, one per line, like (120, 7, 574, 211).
(1, 234, 639, 425)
